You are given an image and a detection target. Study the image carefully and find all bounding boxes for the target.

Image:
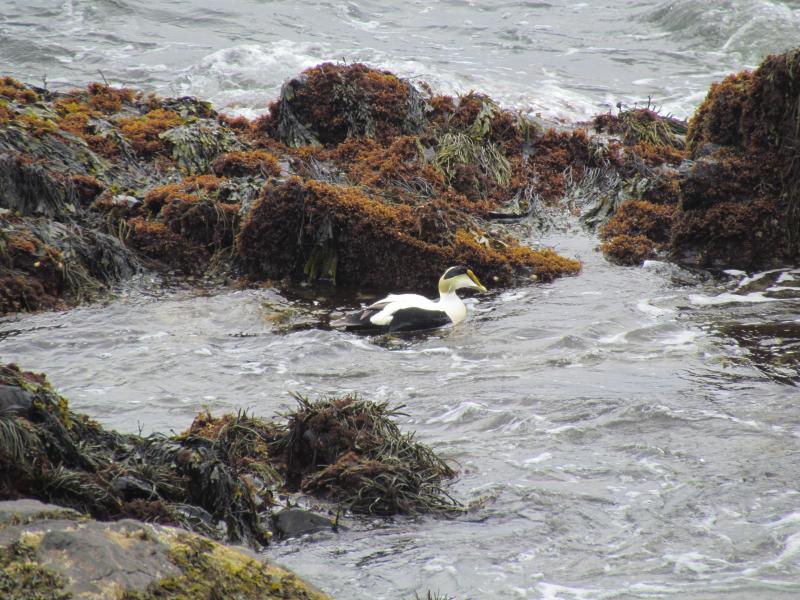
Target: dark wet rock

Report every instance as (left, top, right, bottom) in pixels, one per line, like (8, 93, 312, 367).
(0, 152, 77, 219)
(677, 153, 763, 212)
(110, 476, 157, 501)
(272, 508, 334, 538)
(0, 384, 34, 417)
(0, 499, 331, 600)
(0, 499, 80, 525)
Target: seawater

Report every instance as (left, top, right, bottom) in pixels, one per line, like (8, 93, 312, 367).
(2, 1, 800, 598)
(3, 0, 800, 119)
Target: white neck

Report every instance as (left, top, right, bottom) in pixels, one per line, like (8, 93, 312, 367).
(437, 290, 467, 324)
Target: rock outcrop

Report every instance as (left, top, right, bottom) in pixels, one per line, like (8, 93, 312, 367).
(0, 499, 329, 599)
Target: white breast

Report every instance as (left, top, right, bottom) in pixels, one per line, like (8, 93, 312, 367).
(439, 292, 467, 324)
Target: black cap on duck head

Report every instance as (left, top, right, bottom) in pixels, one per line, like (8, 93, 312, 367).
(442, 266, 469, 280)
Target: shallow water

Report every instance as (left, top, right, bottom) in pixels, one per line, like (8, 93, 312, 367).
(2, 225, 799, 599)
(3, 0, 800, 597)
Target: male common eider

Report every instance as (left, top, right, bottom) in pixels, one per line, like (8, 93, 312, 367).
(333, 266, 488, 333)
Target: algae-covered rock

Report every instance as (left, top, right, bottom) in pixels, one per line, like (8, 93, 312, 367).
(589, 51, 800, 270)
(237, 176, 580, 290)
(0, 499, 330, 600)
(274, 393, 461, 516)
(599, 200, 675, 266)
(259, 62, 429, 147)
(0, 362, 462, 550)
(671, 48, 800, 268)
(0, 363, 274, 547)
(1, 67, 588, 315)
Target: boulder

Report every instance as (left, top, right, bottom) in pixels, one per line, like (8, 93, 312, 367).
(0, 499, 330, 600)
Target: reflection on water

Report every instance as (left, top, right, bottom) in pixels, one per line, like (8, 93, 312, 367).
(689, 268, 800, 385)
(1, 231, 798, 598)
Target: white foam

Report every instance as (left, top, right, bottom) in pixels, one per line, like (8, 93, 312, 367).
(636, 299, 674, 317)
(523, 452, 552, 465)
(499, 290, 528, 302)
(768, 512, 800, 528)
(171, 38, 603, 121)
(138, 331, 169, 340)
(724, 269, 747, 278)
(660, 330, 698, 346)
(172, 41, 331, 116)
(663, 551, 719, 574)
(735, 269, 773, 289)
(599, 331, 628, 344)
(688, 291, 779, 306)
(537, 582, 597, 600)
(427, 401, 487, 424)
(698, 409, 761, 429)
(776, 531, 800, 563)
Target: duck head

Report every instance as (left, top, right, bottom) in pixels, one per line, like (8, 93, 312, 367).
(438, 266, 488, 295)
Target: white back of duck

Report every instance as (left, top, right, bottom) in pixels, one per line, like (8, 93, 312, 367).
(333, 266, 487, 333)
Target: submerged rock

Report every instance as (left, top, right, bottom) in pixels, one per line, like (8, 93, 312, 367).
(272, 508, 335, 539)
(0, 499, 330, 600)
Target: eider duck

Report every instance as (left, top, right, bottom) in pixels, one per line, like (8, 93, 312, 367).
(333, 266, 488, 333)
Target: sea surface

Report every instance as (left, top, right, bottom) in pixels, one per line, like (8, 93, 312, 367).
(2, 1, 800, 599)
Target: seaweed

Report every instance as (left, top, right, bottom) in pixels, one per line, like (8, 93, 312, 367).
(212, 149, 282, 178)
(117, 108, 184, 158)
(275, 393, 461, 515)
(125, 218, 209, 274)
(258, 62, 429, 147)
(595, 106, 686, 149)
(160, 119, 238, 175)
(599, 200, 674, 266)
(0, 76, 41, 105)
(0, 153, 77, 218)
(236, 177, 578, 290)
(0, 364, 464, 549)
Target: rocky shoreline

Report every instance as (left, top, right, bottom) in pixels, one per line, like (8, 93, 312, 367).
(2, 49, 799, 598)
(0, 498, 330, 599)
(2, 51, 798, 318)
(0, 362, 460, 598)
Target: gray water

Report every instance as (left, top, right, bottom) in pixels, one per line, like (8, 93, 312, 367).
(3, 0, 800, 119)
(2, 1, 800, 598)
